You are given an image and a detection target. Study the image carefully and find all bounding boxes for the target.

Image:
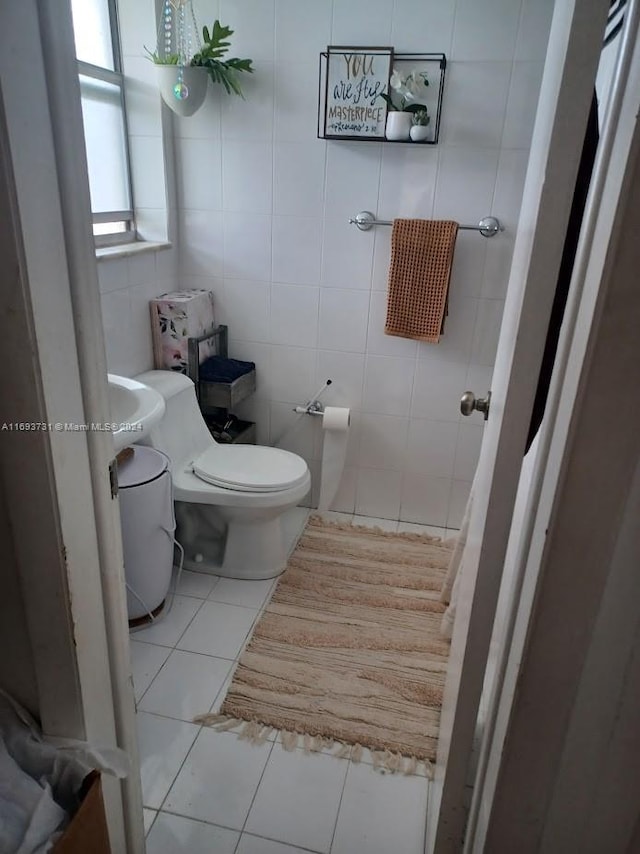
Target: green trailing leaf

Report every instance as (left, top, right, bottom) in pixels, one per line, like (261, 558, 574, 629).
(379, 92, 397, 111)
(404, 103, 427, 114)
(145, 46, 180, 65)
(190, 19, 253, 98)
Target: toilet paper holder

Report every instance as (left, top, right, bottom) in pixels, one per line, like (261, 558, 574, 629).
(293, 400, 325, 416)
(293, 379, 332, 416)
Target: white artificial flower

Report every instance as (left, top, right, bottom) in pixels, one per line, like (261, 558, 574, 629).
(390, 69, 404, 91)
(405, 70, 429, 99)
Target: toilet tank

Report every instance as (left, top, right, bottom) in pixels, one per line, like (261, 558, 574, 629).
(135, 370, 214, 465)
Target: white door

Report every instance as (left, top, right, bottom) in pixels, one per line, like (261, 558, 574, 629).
(426, 2, 611, 850)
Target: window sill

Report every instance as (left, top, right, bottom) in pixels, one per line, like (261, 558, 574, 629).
(96, 240, 172, 261)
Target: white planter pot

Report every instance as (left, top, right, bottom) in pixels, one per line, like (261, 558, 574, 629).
(410, 125, 430, 142)
(156, 65, 208, 117)
(385, 111, 413, 141)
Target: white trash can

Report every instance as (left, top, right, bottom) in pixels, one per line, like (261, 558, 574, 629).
(117, 446, 174, 622)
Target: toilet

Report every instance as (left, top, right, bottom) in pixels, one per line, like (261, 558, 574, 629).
(136, 370, 310, 580)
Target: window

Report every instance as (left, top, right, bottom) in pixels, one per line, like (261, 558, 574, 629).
(70, 0, 134, 246)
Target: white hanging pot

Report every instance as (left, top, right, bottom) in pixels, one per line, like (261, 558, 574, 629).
(385, 111, 413, 141)
(156, 66, 208, 117)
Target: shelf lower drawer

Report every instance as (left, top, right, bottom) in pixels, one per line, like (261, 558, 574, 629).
(198, 370, 256, 410)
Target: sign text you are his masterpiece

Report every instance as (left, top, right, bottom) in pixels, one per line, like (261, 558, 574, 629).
(325, 50, 390, 137)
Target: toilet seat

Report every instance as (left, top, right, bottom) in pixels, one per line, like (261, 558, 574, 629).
(192, 445, 309, 493)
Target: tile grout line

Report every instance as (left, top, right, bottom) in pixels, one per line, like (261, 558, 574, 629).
(232, 738, 277, 854)
(327, 755, 352, 854)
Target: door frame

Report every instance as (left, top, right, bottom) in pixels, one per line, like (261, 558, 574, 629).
(468, 0, 640, 845)
(0, 1, 144, 851)
(427, 2, 612, 850)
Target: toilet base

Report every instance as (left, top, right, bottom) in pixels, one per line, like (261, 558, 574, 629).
(175, 500, 293, 580)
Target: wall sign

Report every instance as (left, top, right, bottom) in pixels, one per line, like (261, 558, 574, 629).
(322, 46, 393, 139)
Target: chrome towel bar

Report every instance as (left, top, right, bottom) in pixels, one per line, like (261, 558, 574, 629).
(348, 210, 503, 237)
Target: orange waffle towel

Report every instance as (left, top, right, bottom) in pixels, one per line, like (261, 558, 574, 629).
(384, 219, 459, 342)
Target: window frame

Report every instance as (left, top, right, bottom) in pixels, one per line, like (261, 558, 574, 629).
(75, 0, 136, 247)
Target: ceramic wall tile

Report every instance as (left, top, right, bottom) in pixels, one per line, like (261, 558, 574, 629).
(221, 61, 275, 142)
(219, 0, 275, 62)
(314, 351, 365, 409)
(363, 355, 415, 417)
(355, 468, 402, 520)
(378, 146, 438, 220)
(452, 0, 522, 62)
(357, 413, 410, 471)
(222, 141, 273, 214)
(273, 143, 326, 217)
(400, 472, 451, 527)
(332, 0, 394, 44)
(275, 0, 333, 63)
(325, 143, 382, 219)
(391, 0, 456, 54)
(434, 149, 500, 223)
(272, 217, 323, 285)
(176, 137, 223, 211)
(220, 280, 270, 343)
(321, 217, 376, 289)
(318, 289, 370, 353)
(441, 62, 512, 149)
(223, 213, 271, 281)
(270, 283, 319, 348)
(274, 62, 322, 143)
(407, 419, 458, 479)
(502, 62, 546, 150)
(515, 0, 555, 62)
(180, 209, 224, 278)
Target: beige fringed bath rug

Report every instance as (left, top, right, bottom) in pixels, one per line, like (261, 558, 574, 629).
(195, 516, 453, 774)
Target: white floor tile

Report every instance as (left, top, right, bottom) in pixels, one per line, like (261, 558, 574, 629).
(352, 515, 399, 532)
(209, 669, 234, 714)
(136, 712, 199, 809)
(331, 762, 428, 854)
(245, 749, 349, 853)
(132, 595, 203, 647)
(164, 729, 273, 829)
(177, 601, 259, 659)
(146, 812, 239, 854)
(129, 641, 171, 702)
(176, 569, 220, 599)
(209, 577, 275, 610)
(143, 808, 157, 836)
(138, 650, 233, 721)
(350, 751, 429, 778)
(397, 522, 448, 539)
(237, 834, 311, 854)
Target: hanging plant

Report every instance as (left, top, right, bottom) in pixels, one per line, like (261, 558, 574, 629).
(147, 2, 254, 117)
(190, 21, 254, 97)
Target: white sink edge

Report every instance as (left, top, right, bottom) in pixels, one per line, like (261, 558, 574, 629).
(108, 374, 165, 452)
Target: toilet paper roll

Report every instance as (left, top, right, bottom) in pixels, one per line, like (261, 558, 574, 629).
(318, 406, 350, 511)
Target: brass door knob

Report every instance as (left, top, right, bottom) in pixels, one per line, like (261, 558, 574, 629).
(460, 391, 491, 420)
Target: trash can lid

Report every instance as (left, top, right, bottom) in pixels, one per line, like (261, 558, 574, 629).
(117, 446, 168, 488)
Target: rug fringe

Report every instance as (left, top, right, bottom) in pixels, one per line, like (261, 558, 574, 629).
(194, 713, 431, 776)
(308, 513, 452, 546)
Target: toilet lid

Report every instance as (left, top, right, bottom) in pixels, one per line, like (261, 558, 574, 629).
(192, 445, 308, 493)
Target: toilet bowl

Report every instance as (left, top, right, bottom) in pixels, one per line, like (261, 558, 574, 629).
(135, 370, 310, 579)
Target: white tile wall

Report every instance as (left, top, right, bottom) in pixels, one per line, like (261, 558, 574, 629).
(107, 0, 552, 524)
(98, 248, 178, 377)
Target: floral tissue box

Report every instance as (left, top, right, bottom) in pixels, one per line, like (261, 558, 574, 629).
(150, 289, 215, 372)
